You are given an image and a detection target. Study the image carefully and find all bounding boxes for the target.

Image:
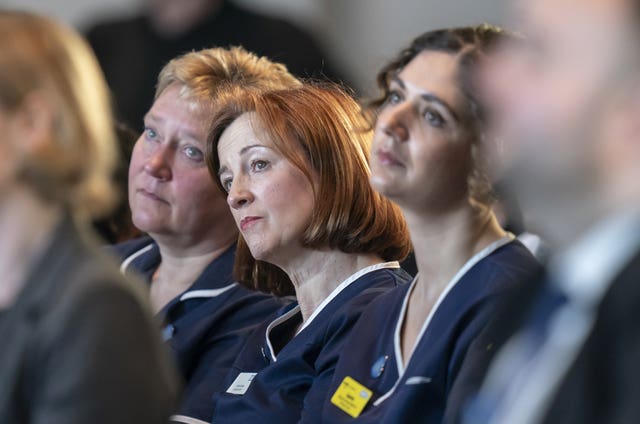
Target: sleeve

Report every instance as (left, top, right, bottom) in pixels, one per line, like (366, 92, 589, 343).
(172, 295, 282, 423)
(29, 281, 179, 424)
(172, 342, 235, 423)
(443, 272, 542, 424)
(542, 269, 640, 424)
(606, 303, 640, 424)
(442, 316, 508, 424)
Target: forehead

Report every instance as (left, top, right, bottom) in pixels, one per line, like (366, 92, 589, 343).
(153, 84, 211, 120)
(218, 112, 264, 153)
(396, 50, 463, 106)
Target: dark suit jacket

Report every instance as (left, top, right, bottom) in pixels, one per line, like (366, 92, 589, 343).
(446, 250, 640, 424)
(542, 250, 640, 424)
(0, 216, 178, 424)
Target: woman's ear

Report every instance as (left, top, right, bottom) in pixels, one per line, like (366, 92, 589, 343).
(626, 78, 640, 145)
(480, 132, 507, 183)
(12, 91, 55, 159)
(0, 93, 52, 185)
(596, 76, 640, 209)
(603, 77, 640, 156)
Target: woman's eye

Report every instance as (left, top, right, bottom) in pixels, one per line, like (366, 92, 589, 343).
(424, 109, 445, 128)
(220, 177, 232, 193)
(144, 127, 157, 140)
(250, 160, 269, 172)
(385, 91, 402, 106)
(184, 146, 204, 161)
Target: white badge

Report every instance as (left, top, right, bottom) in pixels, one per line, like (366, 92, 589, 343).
(226, 372, 258, 395)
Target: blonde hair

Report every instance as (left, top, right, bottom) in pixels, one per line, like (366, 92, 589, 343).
(209, 84, 411, 296)
(155, 46, 301, 107)
(0, 10, 117, 219)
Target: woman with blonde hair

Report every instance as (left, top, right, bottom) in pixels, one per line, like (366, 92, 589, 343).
(112, 46, 298, 423)
(209, 83, 412, 422)
(0, 10, 176, 423)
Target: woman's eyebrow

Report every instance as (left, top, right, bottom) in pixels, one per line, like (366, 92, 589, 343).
(420, 93, 460, 122)
(390, 75, 406, 89)
(391, 75, 460, 122)
(239, 144, 267, 156)
(217, 144, 270, 176)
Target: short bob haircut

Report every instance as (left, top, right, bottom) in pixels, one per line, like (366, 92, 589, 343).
(371, 24, 511, 206)
(208, 84, 411, 296)
(0, 10, 117, 219)
(155, 46, 301, 108)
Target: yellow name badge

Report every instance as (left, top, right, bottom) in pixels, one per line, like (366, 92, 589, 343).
(330, 376, 373, 418)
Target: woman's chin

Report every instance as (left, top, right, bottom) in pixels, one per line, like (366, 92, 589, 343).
(370, 176, 403, 200)
(248, 245, 272, 264)
(130, 216, 160, 235)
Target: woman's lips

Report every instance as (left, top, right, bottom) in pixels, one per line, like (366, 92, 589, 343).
(240, 216, 262, 231)
(138, 188, 167, 203)
(376, 149, 404, 167)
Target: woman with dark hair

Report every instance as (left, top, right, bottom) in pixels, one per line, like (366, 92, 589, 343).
(208, 83, 412, 422)
(319, 25, 540, 424)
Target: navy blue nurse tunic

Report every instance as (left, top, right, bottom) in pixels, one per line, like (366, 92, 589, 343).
(320, 238, 539, 424)
(211, 262, 412, 423)
(112, 236, 288, 424)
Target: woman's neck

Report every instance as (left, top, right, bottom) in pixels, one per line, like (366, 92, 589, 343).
(150, 235, 236, 313)
(406, 200, 507, 304)
(399, 200, 507, 366)
(280, 250, 383, 323)
(0, 186, 62, 309)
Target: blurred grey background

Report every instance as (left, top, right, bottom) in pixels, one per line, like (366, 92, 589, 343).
(7, 0, 509, 95)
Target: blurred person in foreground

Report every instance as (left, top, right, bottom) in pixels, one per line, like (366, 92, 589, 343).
(86, 0, 343, 129)
(0, 10, 177, 424)
(457, 0, 640, 422)
(111, 46, 296, 424)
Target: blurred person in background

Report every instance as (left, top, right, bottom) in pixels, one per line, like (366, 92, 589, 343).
(459, 0, 640, 422)
(492, 181, 548, 260)
(209, 83, 412, 423)
(318, 25, 539, 424)
(86, 0, 343, 129)
(111, 46, 297, 424)
(93, 122, 142, 243)
(0, 9, 177, 423)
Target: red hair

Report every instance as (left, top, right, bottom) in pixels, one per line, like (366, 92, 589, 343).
(208, 84, 411, 295)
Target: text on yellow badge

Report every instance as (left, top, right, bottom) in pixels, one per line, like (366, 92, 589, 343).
(330, 376, 373, 418)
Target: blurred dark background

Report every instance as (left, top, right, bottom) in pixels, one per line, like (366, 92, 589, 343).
(10, 0, 508, 109)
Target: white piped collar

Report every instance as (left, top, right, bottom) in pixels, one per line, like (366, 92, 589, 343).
(375, 234, 515, 407)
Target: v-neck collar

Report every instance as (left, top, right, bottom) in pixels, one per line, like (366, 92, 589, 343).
(375, 235, 514, 406)
(264, 261, 401, 362)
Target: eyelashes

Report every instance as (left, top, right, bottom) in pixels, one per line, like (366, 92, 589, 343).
(219, 159, 271, 193)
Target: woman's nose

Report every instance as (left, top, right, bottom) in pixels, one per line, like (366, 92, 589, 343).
(143, 146, 172, 180)
(379, 103, 410, 143)
(227, 177, 254, 210)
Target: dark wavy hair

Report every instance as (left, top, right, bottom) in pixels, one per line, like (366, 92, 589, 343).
(370, 24, 512, 205)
